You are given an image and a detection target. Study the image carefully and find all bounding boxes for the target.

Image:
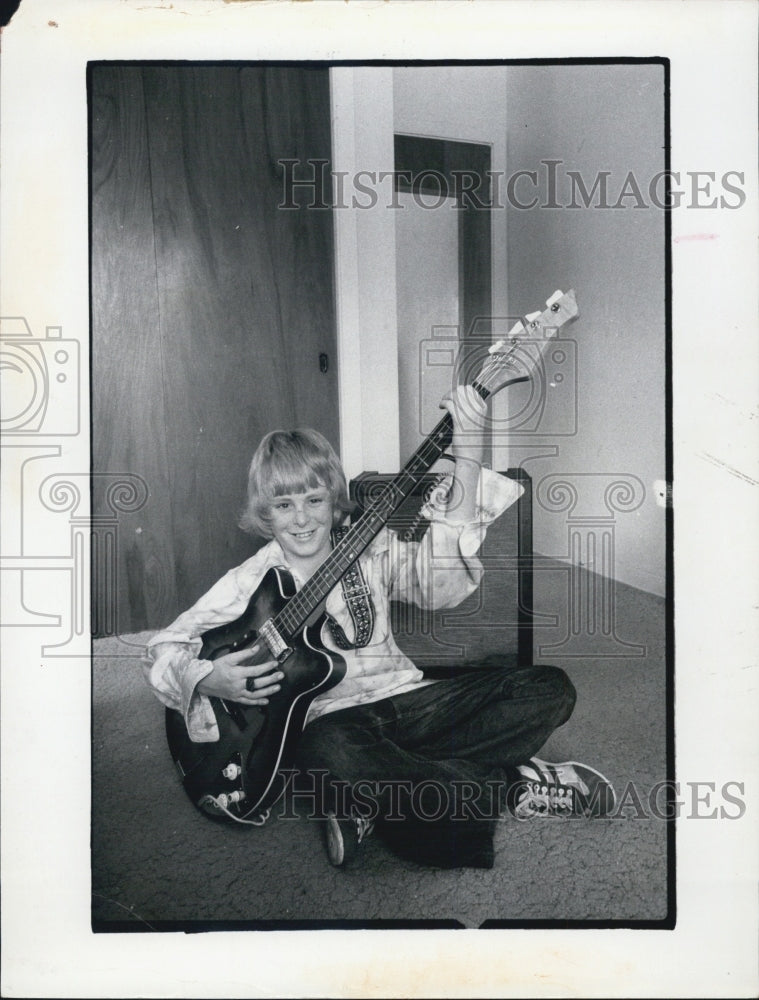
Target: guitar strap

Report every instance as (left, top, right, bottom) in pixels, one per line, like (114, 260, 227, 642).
(325, 526, 376, 650)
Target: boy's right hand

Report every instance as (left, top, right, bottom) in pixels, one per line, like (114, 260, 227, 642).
(196, 645, 284, 705)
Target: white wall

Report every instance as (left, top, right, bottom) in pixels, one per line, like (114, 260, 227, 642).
(330, 67, 399, 479)
(395, 190, 459, 463)
(330, 63, 666, 597)
(331, 64, 510, 478)
(394, 65, 510, 330)
(504, 64, 666, 596)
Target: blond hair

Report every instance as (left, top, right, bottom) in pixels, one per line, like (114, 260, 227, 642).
(239, 428, 352, 539)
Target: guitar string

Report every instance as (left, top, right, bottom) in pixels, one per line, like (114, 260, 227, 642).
(274, 345, 523, 636)
(275, 426, 450, 635)
(274, 416, 453, 637)
(272, 356, 511, 638)
(272, 351, 512, 638)
(285, 394, 466, 610)
(263, 336, 537, 640)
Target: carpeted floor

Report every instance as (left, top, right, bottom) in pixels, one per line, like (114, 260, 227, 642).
(92, 558, 670, 930)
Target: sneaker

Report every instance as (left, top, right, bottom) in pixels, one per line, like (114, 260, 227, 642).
(324, 810, 375, 867)
(508, 757, 616, 819)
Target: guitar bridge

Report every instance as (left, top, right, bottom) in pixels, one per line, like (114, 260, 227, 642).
(259, 618, 293, 662)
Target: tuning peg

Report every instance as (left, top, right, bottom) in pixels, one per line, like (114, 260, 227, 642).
(546, 289, 564, 307)
(524, 311, 541, 323)
(488, 339, 507, 354)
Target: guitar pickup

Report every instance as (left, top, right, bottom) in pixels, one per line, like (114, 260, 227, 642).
(259, 618, 293, 662)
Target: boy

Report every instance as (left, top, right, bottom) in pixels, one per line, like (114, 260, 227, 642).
(145, 386, 614, 869)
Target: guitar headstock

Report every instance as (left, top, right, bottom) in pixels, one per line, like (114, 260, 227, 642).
(473, 289, 579, 398)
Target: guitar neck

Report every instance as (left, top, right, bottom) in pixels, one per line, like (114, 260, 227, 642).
(273, 381, 490, 640)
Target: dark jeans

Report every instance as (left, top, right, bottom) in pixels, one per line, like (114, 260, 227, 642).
(295, 657, 576, 869)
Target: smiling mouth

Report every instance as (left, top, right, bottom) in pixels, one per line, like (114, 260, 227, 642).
(290, 530, 316, 540)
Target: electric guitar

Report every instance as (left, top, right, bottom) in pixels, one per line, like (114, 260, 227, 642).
(164, 289, 579, 824)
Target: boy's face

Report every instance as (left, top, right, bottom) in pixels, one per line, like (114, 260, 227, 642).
(268, 484, 334, 570)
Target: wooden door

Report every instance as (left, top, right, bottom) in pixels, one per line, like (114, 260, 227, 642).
(91, 64, 339, 634)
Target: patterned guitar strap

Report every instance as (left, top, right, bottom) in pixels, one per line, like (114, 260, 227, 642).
(325, 525, 376, 650)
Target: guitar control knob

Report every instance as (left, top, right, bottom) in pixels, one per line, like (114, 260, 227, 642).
(228, 790, 246, 804)
(222, 763, 242, 780)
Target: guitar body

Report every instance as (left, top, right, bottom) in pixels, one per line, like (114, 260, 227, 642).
(164, 566, 346, 823)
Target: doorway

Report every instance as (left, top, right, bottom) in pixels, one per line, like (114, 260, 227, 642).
(393, 135, 492, 463)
